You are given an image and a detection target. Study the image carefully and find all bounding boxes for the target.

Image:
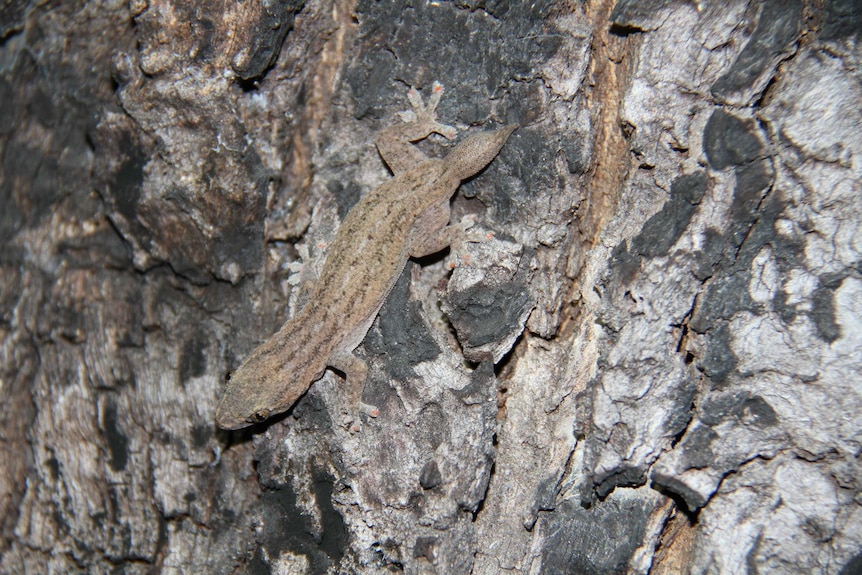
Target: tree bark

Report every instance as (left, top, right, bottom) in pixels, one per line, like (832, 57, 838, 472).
(1, 0, 860, 573)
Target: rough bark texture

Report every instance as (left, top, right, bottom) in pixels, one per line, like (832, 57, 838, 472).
(1, 0, 860, 574)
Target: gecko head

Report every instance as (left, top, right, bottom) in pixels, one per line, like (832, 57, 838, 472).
(445, 124, 518, 181)
(215, 383, 269, 430)
(215, 351, 316, 430)
(215, 370, 274, 430)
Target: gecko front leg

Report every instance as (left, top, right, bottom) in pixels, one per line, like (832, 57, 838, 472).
(376, 82, 458, 174)
(329, 351, 379, 431)
(408, 211, 487, 260)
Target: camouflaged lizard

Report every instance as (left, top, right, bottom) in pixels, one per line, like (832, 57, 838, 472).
(216, 83, 517, 430)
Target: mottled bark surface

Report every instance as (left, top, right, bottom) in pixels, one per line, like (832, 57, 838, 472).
(1, 0, 860, 573)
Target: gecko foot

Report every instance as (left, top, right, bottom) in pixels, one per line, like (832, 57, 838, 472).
(454, 215, 495, 245)
(343, 402, 378, 433)
(397, 81, 457, 140)
(287, 244, 311, 286)
(360, 401, 379, 418)
(447, 215, 495, 269)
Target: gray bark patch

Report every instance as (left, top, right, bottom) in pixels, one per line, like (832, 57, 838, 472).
(711, 0, 803, 102)
(631, 171, 707, 258)
(540, 497, 651, 575)
(703, 110, 764, 170)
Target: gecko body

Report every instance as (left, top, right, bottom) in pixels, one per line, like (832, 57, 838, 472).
(216, 84, 516, 430)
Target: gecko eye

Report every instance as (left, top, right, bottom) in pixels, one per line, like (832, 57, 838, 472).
(249, 409, 270, 424)
(224, 371, 232, 382)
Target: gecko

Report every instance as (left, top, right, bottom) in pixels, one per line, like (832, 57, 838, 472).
(215, 83, 517, 430)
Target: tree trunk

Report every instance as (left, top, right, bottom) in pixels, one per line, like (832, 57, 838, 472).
(2, 0, 860, 573)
